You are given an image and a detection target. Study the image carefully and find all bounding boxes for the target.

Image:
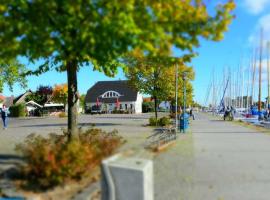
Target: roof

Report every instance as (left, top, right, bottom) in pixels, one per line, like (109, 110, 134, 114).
(3, 96, 14, 107)
(0, 94, 5, 101)
(143, 97, 153, 102)
(26, 101, 42, 108)
(14, 90, 32, 105)
(44, 103, 64, 107)
(85, 81, 138, 103)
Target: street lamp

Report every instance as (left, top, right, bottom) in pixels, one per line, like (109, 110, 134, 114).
(182, 72, 187, 133)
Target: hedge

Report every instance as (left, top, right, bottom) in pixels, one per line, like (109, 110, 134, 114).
(9, 103, 26, 117)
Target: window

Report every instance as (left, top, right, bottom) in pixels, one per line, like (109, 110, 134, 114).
(101, 91, 121, 98)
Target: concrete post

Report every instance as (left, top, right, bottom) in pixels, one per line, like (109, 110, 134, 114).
(101, 154, 153, 200)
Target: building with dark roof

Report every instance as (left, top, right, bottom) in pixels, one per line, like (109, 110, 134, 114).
(85, 80, 143, 113)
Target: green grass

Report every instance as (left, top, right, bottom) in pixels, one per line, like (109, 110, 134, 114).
(233, 120, 270, 135)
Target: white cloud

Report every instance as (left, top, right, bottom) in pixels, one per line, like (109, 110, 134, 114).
(243, 0, 270, 14)
(248, 13, 270, 47)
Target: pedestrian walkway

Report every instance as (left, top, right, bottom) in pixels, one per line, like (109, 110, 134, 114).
(154, 112, 270, 200)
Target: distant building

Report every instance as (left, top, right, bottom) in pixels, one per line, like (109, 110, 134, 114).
(85, 80, 143, 113)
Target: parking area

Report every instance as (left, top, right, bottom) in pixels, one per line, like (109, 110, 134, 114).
(0, 113, 162, 155)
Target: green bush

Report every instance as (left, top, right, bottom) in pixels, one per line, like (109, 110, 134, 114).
(15, 128, 123, 189)
(142, 102, 155, 113)
(158, 116, 171, 126)
(111, 110, 128, 114)
(149, 116, 171, 127)
(9, 103, 26, 117)
(149, 117, 158, 126)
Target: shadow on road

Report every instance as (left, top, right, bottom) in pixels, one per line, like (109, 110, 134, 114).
(20, 122, 121, 128)
(192, 131, 258, 134)
(0, 154, 23, 166)
(0, 154, 24, 180)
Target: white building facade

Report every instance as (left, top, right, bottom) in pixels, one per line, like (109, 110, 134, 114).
(85, 81, 143, 114)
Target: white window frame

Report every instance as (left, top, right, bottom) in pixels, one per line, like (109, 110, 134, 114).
(101, 91, 121, 98)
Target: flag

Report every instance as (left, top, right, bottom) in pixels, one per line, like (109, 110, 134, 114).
(96, 97, 100, 107)
(115, 98, 120, 108)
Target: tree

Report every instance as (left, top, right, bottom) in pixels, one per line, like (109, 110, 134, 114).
(125, 57, 194, 120)
(25, 85, 53, 105)
(166, 63, 195, 108)
(79, 94, 86, 110)
(0, 59, 27, 92)
(52, 84, 68, 110)
(0, 1, 235, 139)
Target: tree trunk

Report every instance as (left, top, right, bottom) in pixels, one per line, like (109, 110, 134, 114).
(154, 96, 158, 122)
(67, 60, 79, 140)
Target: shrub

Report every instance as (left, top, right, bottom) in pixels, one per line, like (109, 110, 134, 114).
(142, 102, 155, 113)
(149, 117, 158, 126)
(15, 128, 123, 189)
(158, 116, 171, 126)
(149, 116, 171, 127)
(58, 112, 67, 118)
(9, 103, 26, 117)
(111, 110, 126, 114)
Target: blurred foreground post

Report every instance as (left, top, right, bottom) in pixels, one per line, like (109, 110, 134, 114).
(101, 154, 153, 200)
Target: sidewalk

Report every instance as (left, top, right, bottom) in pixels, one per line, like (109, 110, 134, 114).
(154, 112, 270, 200)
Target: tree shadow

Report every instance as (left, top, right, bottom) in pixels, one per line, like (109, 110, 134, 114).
(0, 154, 24, 180)
(20, 122, 121, 128)
(193, 131, 258, 134)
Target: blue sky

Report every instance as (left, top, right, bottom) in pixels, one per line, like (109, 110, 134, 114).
(3, 0, 270, 105)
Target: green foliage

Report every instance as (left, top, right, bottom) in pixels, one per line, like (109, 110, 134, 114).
(0, 0, 235, 133)
(149, 116, 171, 127)
(149, 117, 158, 126)
(15, 128, 123, 189)
(25, 85, 53, 105)
(0, 59, 27, 92)
(158, 116, 171, 126)
(142, 102, 155, 113)
(9, 103, 26, 117)
(79, 94, 86, 108)
(111, 110, 129, 114)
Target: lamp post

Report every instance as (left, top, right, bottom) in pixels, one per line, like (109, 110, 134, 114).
(175, 63, 178, 132)
(182, 72, 187, 133)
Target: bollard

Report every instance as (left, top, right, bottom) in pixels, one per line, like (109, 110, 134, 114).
(101, 154, 153, 200)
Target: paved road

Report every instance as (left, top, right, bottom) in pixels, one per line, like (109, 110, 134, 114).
(154, 112, 270, 200)
(2, 112, 270, 200)
(0, 113, 159, 155)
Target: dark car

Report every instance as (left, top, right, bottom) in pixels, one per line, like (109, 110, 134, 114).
(90, 105, 102, 114)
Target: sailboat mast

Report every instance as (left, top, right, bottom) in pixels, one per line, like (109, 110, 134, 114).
(241, 65, 245, 108)
(212, 68, 215, 112)
(258, 28, 263, 113)
(246, 57, 252, 109)
(251, 49, 257, 106)
(267, 41, 270, 109)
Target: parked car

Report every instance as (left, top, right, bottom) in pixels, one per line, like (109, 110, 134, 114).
(90, 105, 102, 114)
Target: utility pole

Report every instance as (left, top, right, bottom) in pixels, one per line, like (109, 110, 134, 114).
(258, 28, 263, 118)
(175, 63, 179, 131)
(182, 72, 187, 133)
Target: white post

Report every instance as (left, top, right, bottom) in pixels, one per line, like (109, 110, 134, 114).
(101, 155, 154, 200)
